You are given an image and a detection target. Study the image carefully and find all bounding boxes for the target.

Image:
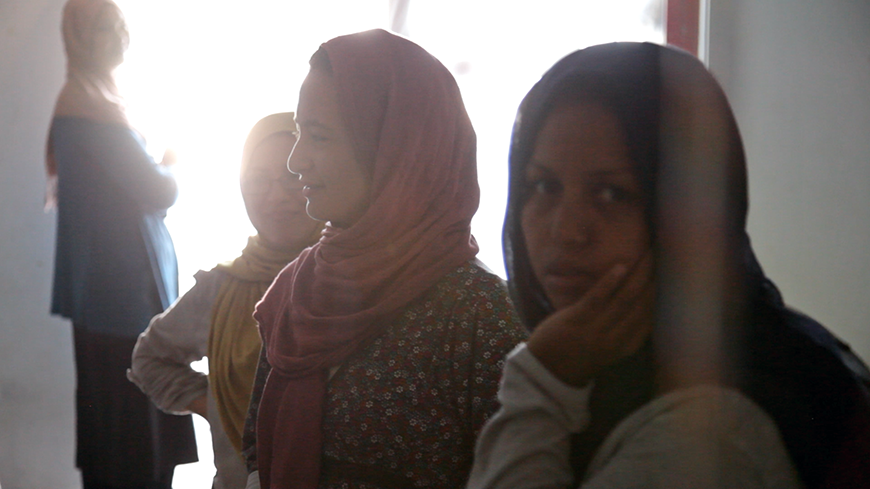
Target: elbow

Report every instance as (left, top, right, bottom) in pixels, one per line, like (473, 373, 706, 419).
(155, 175, 179, 210)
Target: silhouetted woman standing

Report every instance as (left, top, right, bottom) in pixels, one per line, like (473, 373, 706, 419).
(46, 1, 196, 487)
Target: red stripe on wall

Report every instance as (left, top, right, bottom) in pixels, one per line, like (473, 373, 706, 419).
(666, 0, 700, 55)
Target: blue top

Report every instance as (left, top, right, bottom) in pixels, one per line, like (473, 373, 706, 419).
(50, 117, 178, 337)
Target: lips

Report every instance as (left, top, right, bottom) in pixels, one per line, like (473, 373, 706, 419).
(539, 263, 599, 307)
(301, 183, 324, 198)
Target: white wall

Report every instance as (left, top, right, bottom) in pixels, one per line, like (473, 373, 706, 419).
(708, 0, 870, 363)
(0, 0, 80, 488)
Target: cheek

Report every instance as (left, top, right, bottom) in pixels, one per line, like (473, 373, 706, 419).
(333, 159, 371, 209)
(244, 200, 268, 228)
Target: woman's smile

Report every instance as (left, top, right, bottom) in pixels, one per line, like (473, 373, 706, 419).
(287, 69, 372, 228)
(301, 183, 323, 197)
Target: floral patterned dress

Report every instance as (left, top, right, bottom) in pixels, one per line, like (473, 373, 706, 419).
(244, 260, 527, 488)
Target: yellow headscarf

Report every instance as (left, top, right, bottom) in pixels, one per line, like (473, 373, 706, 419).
(206, 113, 323, 454)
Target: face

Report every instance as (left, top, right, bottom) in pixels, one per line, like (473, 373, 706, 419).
(521, 102, 650, 311)
(287, 69, 372, 228)
(91, 4, 128, 69)
(241, 133, 322, 252)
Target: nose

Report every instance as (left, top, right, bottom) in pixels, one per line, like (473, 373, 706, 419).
(286, 135, 310, 177)
(550, 198, 593, 248)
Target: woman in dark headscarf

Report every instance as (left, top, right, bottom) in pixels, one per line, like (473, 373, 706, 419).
(46, 0, 197, 487)
(468, 42, 870, 489)
(242, 29, 527, 489)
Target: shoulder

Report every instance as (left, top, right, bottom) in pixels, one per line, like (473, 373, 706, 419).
(193, 268, 228, 296)
(407, 259, 527, 343)
(155, 269, 226, 321)
(51, 117, 137, 143)
(51, 118, 147, 170)
(429, 259, 512, 307)
(586, 385, 802, 487)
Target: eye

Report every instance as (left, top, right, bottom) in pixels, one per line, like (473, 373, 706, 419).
(598, 185, 618, 203)
(527, 177, 561, 196)
(594, 184, 636, 206)
(301, 128, 328, 144)
(295, 126, 326, 144)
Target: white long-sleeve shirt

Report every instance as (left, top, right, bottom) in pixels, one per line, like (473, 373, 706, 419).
(128, 269, 248, 489)
(468, 343, 803, 489)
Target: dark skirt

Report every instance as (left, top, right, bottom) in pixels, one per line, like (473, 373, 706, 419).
(73, 325, 198, 489)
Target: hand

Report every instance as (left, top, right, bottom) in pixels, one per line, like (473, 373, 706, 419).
(187, 395, 208, 418)
(526, 251, 655, 387)
(159, 148, 177, 167)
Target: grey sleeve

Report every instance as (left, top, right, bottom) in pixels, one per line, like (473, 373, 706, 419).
(581, 386, 804, 489)
(128, 269, 223, 414)
(468, 346, 802, 489)
(468, 343, 593, 489)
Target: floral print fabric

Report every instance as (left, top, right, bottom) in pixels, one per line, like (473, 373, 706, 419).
(245, 261, 526, 488)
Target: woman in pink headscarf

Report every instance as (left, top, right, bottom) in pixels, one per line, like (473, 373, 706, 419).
(241, 29, 527, 489)
(46, 1, 197, 487)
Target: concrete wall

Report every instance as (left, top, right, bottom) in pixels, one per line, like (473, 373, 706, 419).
(708, 0, 870, 362)
(0, 1, 80, 488)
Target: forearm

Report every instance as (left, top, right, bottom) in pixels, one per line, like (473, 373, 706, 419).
(129, 326, 208, 413)
(580, 386, 803, 489)
(96, 125, 178, 210)
(128, 271, 219, 413)
(186, 394, 208, 418)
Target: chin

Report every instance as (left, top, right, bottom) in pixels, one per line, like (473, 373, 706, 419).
(304, 206, 332, 225)
(545, 290, 589, 312)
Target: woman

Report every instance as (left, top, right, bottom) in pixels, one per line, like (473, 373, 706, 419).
(129, 113, 324, 489)
(468, 43, 870, 488)
(46, 0, 197, 487)
(243, 29, 527, 489)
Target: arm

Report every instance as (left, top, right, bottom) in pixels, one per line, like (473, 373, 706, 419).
(128, 270, 222, 414)
(468, 343, 592, 489)
(92, 124, 178, 211)
(469, 349, 803, 489)
(580, 386, 803, 489)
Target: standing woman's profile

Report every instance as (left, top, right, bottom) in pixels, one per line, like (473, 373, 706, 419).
(45, 0, 197, 487)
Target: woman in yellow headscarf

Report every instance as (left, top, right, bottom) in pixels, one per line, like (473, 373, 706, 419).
(129, 113, 323, 489)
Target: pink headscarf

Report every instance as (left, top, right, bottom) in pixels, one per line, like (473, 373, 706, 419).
(46, 0, 128, 206)
(253, 29, 480, 488)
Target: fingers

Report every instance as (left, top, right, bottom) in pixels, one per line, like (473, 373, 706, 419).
(528, 251, 655, 386)
(600, 282, 655, 361)
(566, 250, 653, 325)
(160, 148, 177, 167)
(574, 263, 628, 312)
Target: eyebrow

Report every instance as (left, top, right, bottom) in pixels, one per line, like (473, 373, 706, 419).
(526, 162, 635, 178)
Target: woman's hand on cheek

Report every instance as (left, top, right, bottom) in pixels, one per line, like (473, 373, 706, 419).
(527, 251, 655, 387)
